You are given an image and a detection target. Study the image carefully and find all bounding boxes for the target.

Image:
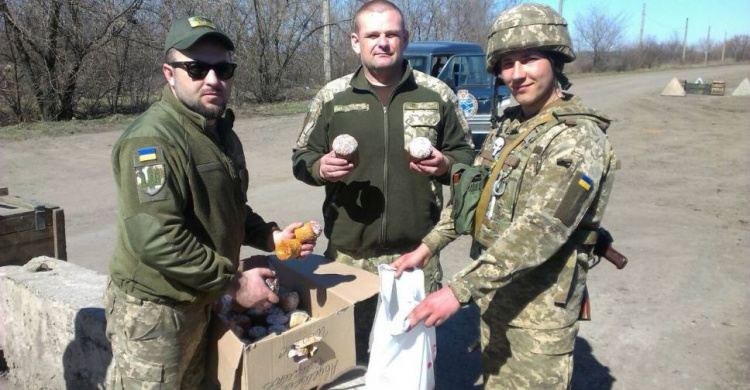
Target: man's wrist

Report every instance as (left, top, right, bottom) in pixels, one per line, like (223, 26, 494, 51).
(228, 271, 242, 297)
(312, 159, 327, 183)
(439, 155, 455, 176)
(268, 225, 282, 251)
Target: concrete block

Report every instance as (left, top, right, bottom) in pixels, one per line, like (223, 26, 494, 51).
(0, 257, 110, 389)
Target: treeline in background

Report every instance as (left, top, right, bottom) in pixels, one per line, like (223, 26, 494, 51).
(0, 0, 747, 126)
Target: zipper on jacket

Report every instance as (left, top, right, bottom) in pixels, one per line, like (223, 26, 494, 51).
(381, 106, 389, 245)
(370, 78, 404, 248)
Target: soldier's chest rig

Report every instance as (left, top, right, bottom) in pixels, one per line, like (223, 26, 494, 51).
(472, 110, 574, 250)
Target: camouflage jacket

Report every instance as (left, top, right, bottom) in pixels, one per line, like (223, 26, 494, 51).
(109, 85, 278, 304)
(423, 95, 617, 329)
(292, 62, 475, 251)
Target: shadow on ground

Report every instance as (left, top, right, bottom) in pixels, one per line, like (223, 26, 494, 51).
(435, 305, 615, 390)
(573, 337, 615, 389)
(436, 303, 482, 389)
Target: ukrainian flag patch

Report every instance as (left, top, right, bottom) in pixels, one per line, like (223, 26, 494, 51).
(578, 174, 594, 191)
(137, 147, 158, 162)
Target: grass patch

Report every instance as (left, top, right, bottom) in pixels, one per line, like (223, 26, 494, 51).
(235, 100, 309, 117)
(0, 100, 310, 141)
(0, 114, 137, 141)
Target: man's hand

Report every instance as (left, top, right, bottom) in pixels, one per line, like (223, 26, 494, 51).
(390, 244, 432, 277)
(229, 268, 280, 310)
(273, 222, 316, 259)
(406, 286, 461, 330)
(409, 148, 450, 176)
(319, 151, 354, 182)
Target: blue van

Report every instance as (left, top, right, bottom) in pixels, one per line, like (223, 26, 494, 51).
(404, 41, 511, 148)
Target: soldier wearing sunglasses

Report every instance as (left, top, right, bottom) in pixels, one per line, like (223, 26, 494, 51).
(104, 16, 315, 389)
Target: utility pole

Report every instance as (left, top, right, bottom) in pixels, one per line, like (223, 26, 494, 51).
(721, 31, 727, 62)
(638, 3, 645, 52)
(682, 18, 688, 63)
(323, 0, 332, 82)
(558, 0, 563, 15)
(704, 25, 711, 65)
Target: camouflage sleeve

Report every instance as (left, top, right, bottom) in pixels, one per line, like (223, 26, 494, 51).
(242, 205, 279, 251)
(114, 137, 236, 293)
(448, 122, 607, 303)
(435, 91, 476, 185)
(292, 89, 331, 186)
(422, 203, 460, 254)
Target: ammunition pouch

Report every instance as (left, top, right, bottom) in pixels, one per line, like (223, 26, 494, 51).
(449, 163, 489, 235)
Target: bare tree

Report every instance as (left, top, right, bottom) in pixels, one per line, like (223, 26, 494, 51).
(726, 34, 748, 61)
(235, 0, 328, 102)
(399, 0, 520, 45)
(0, 20, 31, 123)
(400, 0, 445, 41)
(0, 0, 144, 120)
(2, 0, 722, 126)
(573, 5, 628, 71)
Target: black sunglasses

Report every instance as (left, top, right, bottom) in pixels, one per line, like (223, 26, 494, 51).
(169, 61, 237, 80)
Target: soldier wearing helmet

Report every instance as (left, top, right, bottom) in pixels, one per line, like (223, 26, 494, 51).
(393, 3, 619, 388)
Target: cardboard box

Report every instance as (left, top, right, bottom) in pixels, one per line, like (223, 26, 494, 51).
(208, 255, 379, 390)
(0, 191, 67, 266)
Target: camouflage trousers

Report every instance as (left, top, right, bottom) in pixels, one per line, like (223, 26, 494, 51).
(480, 321, 578, 390)
(103, 280, 211, 390)
(326, 244, 443, 365)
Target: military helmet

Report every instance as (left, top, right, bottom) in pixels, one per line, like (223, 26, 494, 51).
(486, 3, 575, 73)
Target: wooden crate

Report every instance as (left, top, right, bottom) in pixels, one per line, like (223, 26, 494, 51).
(685, 82, 711, 95)
(0, 192, 67, 266)
(710, 80, 725, 96)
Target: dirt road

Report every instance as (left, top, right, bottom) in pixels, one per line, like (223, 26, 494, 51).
(1, 64, 748, 389)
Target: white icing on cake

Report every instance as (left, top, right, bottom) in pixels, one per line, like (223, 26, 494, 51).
(409, 137, 433, 159)
(332, 134, 358, 155)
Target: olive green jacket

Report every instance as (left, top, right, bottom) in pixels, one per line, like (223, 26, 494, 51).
(109, 85, 278, 304)
(292, 63, 475, 251)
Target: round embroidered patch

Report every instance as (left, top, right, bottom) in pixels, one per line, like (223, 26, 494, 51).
(457, 89, 479, 119)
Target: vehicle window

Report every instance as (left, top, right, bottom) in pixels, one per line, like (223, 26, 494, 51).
(430, 56, 450, 77)
(405, 55, 429, 74)
(438, 55, 493, 88)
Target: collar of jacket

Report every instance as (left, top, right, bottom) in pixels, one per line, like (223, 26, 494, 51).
(505, 93, 610, 132)
(349, 60, 415, 93)
(160, 84, 235, 136)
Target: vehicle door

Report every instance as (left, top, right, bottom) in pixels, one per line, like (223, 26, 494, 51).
(436, 54, 495, 120)
(404, 55, 430, 74)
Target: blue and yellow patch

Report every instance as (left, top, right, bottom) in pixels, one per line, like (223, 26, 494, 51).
(578, 174, 594, 191)
(137, 147, 157, 162)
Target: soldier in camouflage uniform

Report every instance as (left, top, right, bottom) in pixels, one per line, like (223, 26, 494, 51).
(292, 0, 474, 363)
(105, 16, 314, 389)
(392, 4, 618, 389)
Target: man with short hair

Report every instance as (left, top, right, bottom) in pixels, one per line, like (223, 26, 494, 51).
(292, 0, 475, 363)
(105, 16, 314, 389)
(393, 3, 619, 389)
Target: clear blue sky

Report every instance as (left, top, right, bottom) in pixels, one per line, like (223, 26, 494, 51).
(532, 0, 750, 46)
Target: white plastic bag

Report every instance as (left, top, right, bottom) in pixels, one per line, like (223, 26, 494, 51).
(365, 264, 436, 390)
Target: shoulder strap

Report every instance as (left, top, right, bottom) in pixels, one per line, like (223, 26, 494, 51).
(472, 112, 556, 238)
